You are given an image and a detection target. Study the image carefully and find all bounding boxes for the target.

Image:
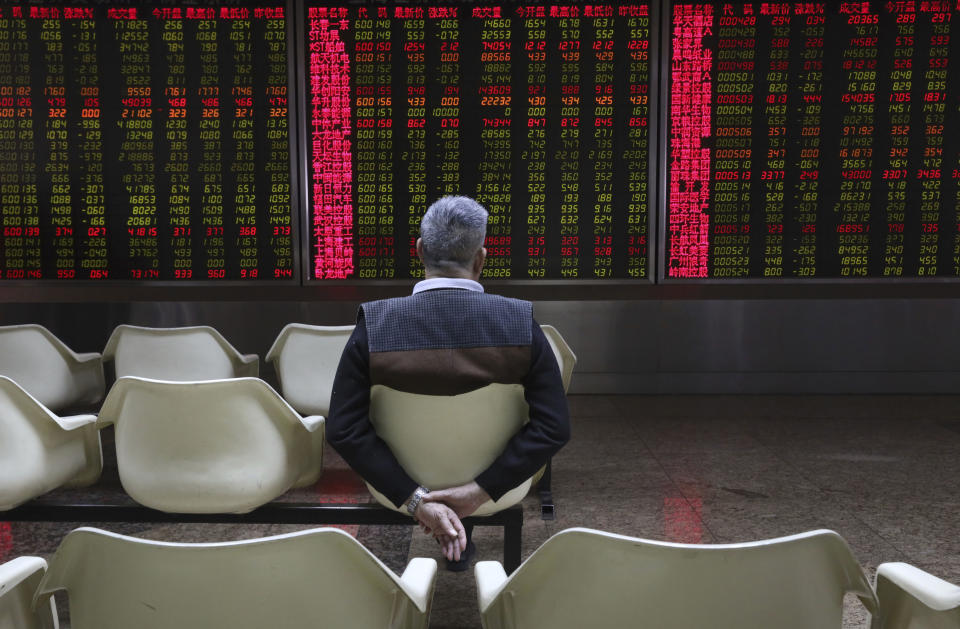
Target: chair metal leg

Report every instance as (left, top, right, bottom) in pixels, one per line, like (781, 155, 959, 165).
(538, 458, 555, 520)
(504, 516, 522, 574)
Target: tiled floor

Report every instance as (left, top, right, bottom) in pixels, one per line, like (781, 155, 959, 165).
(3, 395, 959, 628)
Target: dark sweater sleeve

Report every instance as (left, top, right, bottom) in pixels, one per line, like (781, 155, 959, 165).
(474, 321, 571, 501)
(326, 313, 418, 509)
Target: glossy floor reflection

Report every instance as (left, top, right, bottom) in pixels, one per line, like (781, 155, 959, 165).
(3, 395, 959, 628)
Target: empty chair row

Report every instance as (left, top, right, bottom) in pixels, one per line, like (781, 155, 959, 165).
(0, 323, 258, 413)
(0, 375, 323, 513)
(3, 527, 957, 629)
(1, 323, 574, 512)
(0, 323, 577, 414)
(1, 376, 544, 518)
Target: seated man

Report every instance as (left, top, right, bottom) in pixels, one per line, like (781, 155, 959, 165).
(327, 195, 570, 570)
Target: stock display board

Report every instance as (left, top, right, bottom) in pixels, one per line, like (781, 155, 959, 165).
(8, 1, 960, 286)
(667, 1, 960, 280)
(306, 2, 653, 280)
(0, 2, 294, 281)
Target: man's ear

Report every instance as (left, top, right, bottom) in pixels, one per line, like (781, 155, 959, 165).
(416, 238, 424, 261)
(473, 247, 487, 276)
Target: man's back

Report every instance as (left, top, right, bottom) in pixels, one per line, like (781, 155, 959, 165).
(362, 288, 533, 395)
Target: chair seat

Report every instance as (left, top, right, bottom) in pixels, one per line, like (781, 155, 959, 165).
(0, 324, 104, 411)
(476, 528, 881, 629)
(367, 383, 534, 516)
(265, 323, 355, 416)
(34, 527, 437, 629)
(97, 376, 323, 514)
(102, 324, 259, 381)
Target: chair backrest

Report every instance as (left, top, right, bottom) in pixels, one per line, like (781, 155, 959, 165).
(102, 324, 258, 381)
(540, 325, 576, 393)
(0, 557, 57, 629)
(35, 527, 432, 629)
(0, 376, 101, 510)
(479, 528, 880, 629)
(97, 377, 322, 513)
(0, 324, 104, 410)
(368, 383, 531, 515)
(265, 323, 354, 416)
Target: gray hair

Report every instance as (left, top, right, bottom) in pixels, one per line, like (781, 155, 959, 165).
(419, 196, 488, 272)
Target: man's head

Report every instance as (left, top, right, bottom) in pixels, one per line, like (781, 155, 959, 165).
(417, 196, 488, 279)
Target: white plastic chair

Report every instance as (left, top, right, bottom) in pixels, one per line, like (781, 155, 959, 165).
(34, 527, 436, 629)
(102, 324, 258, 381)
(0, 556, 57, 629)
(540, 324, 576, 393)
(475, 528, 880, 629)
(0, 376, 102, 511)
(0, 324, 104, 412)
(876, 562, 960, 629)
(367, 383, 534, 516)
(96, 376, 323, 513)
(265, 323, 354, 416)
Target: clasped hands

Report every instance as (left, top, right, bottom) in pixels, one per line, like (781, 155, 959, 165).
(412, 481, 490, 561)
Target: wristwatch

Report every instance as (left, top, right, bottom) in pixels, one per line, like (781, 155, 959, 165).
(406, 486, 429, 517)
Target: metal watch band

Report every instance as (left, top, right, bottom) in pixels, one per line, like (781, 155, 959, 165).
(406, 486, 429, 517)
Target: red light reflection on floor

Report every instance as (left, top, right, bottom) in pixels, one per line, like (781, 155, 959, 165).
(664, 496, 703, 544)
(315, 468, 369, 538)
(0, 522, 12, 562)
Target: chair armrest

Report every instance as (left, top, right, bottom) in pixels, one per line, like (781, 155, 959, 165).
(475, 560, 509, 612)
(300, 415, 325, 433)
(877, 562, 960, 612)
(1, 556, 47, 592)
(73, 352, 102, 364)
(2, 557, 57, 628)
(54, 413, 98, 431)
(235, 354, 260, 377)
(399, 557, 438, 612)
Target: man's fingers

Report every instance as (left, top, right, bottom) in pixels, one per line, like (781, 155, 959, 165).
(437, 510, 457, 538)
(446, 510, 468, 551)
(450, 511, 466, 534)
(440, 536, 454, 561)
(443, 536, 460, 561)
(433, 530, 462, 562)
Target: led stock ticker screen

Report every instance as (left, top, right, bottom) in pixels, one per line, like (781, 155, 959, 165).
(0, 3, 294, 281)
(9, 1, 960, 286)
(667, 1, 960, 280)
(306, 3, 653, 280)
